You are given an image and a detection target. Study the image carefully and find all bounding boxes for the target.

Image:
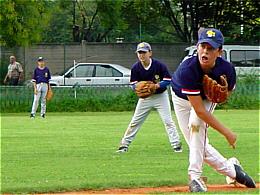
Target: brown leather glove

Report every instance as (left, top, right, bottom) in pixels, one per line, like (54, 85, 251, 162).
(46, 87, 53, 101)
(203, 74, 228, 103)
(135, 81, 157, 98)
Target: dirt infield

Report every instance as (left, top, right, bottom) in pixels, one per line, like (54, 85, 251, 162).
(37, 183, 259, 194)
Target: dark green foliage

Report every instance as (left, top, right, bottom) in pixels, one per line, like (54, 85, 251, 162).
(1, 0, 258, 45)
(0, 58, 9, 84)
(0, 0, 51, 46)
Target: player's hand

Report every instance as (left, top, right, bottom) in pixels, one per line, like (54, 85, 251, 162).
(34, 89, 38, 95)
(225, 131, 237, 149)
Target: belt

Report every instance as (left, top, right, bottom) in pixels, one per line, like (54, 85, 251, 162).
(37, 82, 47, 84)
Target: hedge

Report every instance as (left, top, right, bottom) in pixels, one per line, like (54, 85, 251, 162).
(0, 76, 259, 113)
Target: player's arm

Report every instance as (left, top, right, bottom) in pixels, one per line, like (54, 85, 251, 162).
(31, 70, 37, 94)
(157, 62, 172, 89)
(130, 81, 137, 91)
(157, 79, 170, 88)
(4, 73, 9, 84)
(32, 81, 37, 95)
(47, 68, 51, 89)
(17, 63, 24, 82)
(187, 95, 237, 148)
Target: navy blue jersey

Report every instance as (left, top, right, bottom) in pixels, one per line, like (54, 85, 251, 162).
(131, 58, 172, 94)
(32, 66, 51, 84)
(171, 56, 236, 100)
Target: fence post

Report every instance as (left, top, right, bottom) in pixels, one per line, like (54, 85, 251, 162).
(63, 43, 66, 85)
(81, 40, 87, 62)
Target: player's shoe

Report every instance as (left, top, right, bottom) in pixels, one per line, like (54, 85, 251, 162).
(41, 114, 45, 118)
(116, 146, 128, 153)
(173, 142, 182, 153)
(234, 164, 256, 188)
(226, 157, 240, 185)
(226, 157, 256, 188)
(30, 114, 35, 119)
(189, 178, 207, 192)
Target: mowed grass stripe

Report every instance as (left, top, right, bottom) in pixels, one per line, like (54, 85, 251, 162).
(1, 110, 259, 194)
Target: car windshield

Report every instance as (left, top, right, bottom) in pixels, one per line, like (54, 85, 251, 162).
(59, 66, 73, 76)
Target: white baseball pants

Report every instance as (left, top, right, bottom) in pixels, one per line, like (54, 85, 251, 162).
(31, 83, 48, 115)
(120, 91, 181, 148)
(171, 90, 236, 180)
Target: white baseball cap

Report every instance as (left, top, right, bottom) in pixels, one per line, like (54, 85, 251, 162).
(136, 42, 152, 52)
(37, 57, 44, 61)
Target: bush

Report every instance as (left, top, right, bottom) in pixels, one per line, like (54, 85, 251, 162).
(217, 75, 259, 109)
(0, 85, 138, 113)
(0, 75, 259, 113)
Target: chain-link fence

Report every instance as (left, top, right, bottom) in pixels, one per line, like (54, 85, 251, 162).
(0, 84, 137, 112)
(0, 79, 259, 113)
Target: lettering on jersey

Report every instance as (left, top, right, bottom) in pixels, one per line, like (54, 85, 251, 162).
(154, 75, 160, 83)
(45, 72, 48, 78)
(206, 30, 215, 37)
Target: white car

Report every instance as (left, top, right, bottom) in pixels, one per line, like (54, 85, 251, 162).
(49, 63, 131, 86)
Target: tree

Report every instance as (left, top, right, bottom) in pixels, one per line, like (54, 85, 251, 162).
(41, 1, 73, 43)
(118, 0, 178, 43)
(0, 0, 51, 47)
(5, 0, 257, 45)
(158, 0, 260, 44)
(67, 0, 123, 42)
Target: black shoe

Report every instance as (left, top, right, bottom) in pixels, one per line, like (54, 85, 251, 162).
(41, 114, 45, 118)
(173, 142, 182, 153)
(30, 114, 35, 118)
(116, 146, 128, 153)
(234, 164, 256, 188)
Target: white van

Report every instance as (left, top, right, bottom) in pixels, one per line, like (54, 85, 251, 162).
(184, 45, 260, 76)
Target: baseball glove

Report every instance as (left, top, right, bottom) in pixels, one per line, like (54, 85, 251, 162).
(46, 87, 53, 101)
(203, 74, 228, 103)
(135, 81, 157, 98)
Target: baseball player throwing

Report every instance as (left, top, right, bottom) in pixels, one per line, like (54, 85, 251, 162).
(170, 28, 256, 192)
(117, 42, 182, 153)
(30, 57, 51, 118)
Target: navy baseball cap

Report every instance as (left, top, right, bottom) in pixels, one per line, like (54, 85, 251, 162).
(37, 57, 44, 61)
(197, 28, 224, 49)
(136, 42, 152, 52)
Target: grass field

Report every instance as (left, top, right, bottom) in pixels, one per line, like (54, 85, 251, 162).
(1, 110, 259, 194)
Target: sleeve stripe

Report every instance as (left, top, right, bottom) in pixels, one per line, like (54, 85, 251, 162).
(130, 81, 138, 85)
(181, 88, 200, 95)
(163, 78, 172, 81)
(232, 84, 236, 91)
